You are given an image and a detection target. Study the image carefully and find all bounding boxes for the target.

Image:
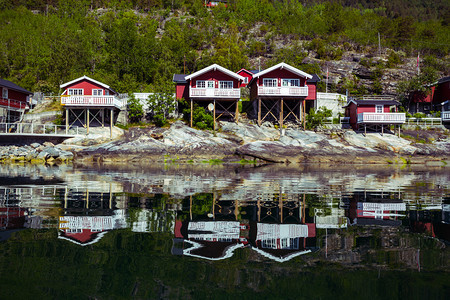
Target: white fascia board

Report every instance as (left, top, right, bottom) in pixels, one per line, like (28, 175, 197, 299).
(60, 75, 111, 90)
(252, 62, 312, 79)
(185, 64, 245, 81)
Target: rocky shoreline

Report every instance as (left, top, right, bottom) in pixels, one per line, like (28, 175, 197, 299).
(1, 121, 449, 165)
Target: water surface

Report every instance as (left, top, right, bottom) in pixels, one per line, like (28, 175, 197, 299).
(0, 163, 449, 299)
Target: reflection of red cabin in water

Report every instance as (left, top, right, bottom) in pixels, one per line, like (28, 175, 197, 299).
(348, 201, 406, 226)
(250, 223, 316, 262)
(58, 212, 126, 246)
(0, 207, 26, 229)
(173, 220, 246, 260)
(173, 220, 316, 262)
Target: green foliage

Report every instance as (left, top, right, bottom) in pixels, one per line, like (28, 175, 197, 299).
(147, 87, 177, 127)
(306, 106, 332, 130)
(413, 112, 426, 119)
(127, 94, 144, 123)
(385, 50, 403, 68)
(181, 100, 214, 130)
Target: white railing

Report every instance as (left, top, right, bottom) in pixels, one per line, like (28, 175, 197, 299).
(0, 98, 27, 110)
(61, 96, 124, 108)
(442, 111, 450, 122)
(405, 117, 442, 125)
(0, 123, 85, 136)
(189, 88, 240, 98)
(258, 86, 308, 97)
(357, 112, 406, 124)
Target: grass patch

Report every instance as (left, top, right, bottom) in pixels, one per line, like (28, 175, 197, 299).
(202, 159, 224, 165)
(115, 122, 148, 130)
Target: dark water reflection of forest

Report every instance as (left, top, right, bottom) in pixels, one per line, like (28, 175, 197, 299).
(0, 163, 449, 299)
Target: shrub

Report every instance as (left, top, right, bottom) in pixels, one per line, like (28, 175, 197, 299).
(147, 92, 177, 127)
(180, 100, 214, 130)
(127, 94, 144, 123)
(306, 106, 332, 130)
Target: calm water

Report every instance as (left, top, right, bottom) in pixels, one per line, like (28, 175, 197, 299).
(0, 163, 449, 299)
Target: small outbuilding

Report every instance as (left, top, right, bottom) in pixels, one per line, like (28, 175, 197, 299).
(0, 78, 33, 123)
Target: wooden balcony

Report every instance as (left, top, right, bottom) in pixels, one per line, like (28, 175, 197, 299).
(61, 95, 125, 109)
(442, 111, 450, 122)
(189, 88, 240, 99)
(258, 86, 308, 97)
(0, 98, 27, 111)
(357, 112, 406, 124)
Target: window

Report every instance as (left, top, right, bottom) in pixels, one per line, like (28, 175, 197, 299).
(2, 88, 7, 99)
(243, 77, 249, 84)
(68, 89, 83, 96)
(219, 81, 233, 89)
(196, 80, 214, 88)
(376, 105, 383, 113)
(263, 78, 277, 87)
(92, 89, 103, 96)
(282, 79, 300, 87)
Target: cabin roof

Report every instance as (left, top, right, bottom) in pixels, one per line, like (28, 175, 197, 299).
(252, 62, 313, 80)
(60, 75, 116, 94)
(173, 74, 187, 83)
(0, 78, 33, 95)
(237, 68, 254, 76)
(307, 74, 321, 83)
(185, 64, 245, 81)
(344, 99, 400, 107)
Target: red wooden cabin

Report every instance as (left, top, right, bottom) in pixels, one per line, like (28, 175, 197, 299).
(60, 75, 124, 135)
(173, 64, 244, 127)
(344, 97, 405, 134)
(411, 76, 450, 115)
(248, 62, 316, 127)
(236, 68, 258, 88)
(0, 78, 33, 123)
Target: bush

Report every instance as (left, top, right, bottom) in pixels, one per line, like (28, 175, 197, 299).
(306, 106, 332, 130)
(180, 100, 214, 130)
(127, 94, 144, 123)
(413, 112, 426, 119)
(147, 92, 177, 127)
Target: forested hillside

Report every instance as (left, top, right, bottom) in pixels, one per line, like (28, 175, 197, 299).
(0, 0, 448, 96)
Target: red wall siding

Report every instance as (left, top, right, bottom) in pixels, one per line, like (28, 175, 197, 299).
(346, 103, 357, 129)
(64, 80, 115, 96)
(249, 81, 258, 100)
(3, 88, 28, 102)
(191, 70, 240, 89)
(357, 105, 376, 114)
(237, 70, 253, 87)
(305, 83, 316, 100)
(257, 69, 307, 87)
(434, 81, 450, 104)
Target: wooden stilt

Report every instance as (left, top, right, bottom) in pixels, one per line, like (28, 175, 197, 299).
(87, 108, 90, 135)
(213, 99, 216, 132)
(65, 108, 69, 134)
(110, 108, 114, 138)
(190, 99, 193, 127)
(381, 124, 384, 136)
(257, 198, 261, 222)
(302, 100, 306, 130)
(364, 124, 366, 136)
(102, 108, 104, 128)
(235, 100, 239, 123)
(398, 125, 401, 138)
(258, 98, 261, 126)
(189, 195, 193, 220)
(280, 98, 284, 131)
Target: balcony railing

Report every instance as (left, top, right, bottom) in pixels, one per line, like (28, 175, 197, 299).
(189, 88, 240, 99)
(0, 98, 27, 110)
(258, 86, 308, 97)
(357, 112, 406, 124)
(61, 95, 125, 108)
(442, 111, 450, 122)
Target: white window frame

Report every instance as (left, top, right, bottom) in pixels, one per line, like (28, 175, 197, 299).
(263, 78, 277, 87)
(376, 105, 383, 113)
(92, 89, 103, 96)
(68, 88, 83, 96)
(282, 78, 300, 87)
(243, 77, 249, 84)
(219, 81, 233, 89)
(197, 80, 215, 89)
(2, 88, 8, 99)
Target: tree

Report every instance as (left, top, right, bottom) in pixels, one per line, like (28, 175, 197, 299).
(127, 94, 144, 123)
(147, 86, 177, 127)
(306, 106, 332, 130)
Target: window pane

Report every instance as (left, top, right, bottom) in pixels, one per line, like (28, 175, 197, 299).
(207, 81, 214, 88)
(197, 81, 205, 88)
